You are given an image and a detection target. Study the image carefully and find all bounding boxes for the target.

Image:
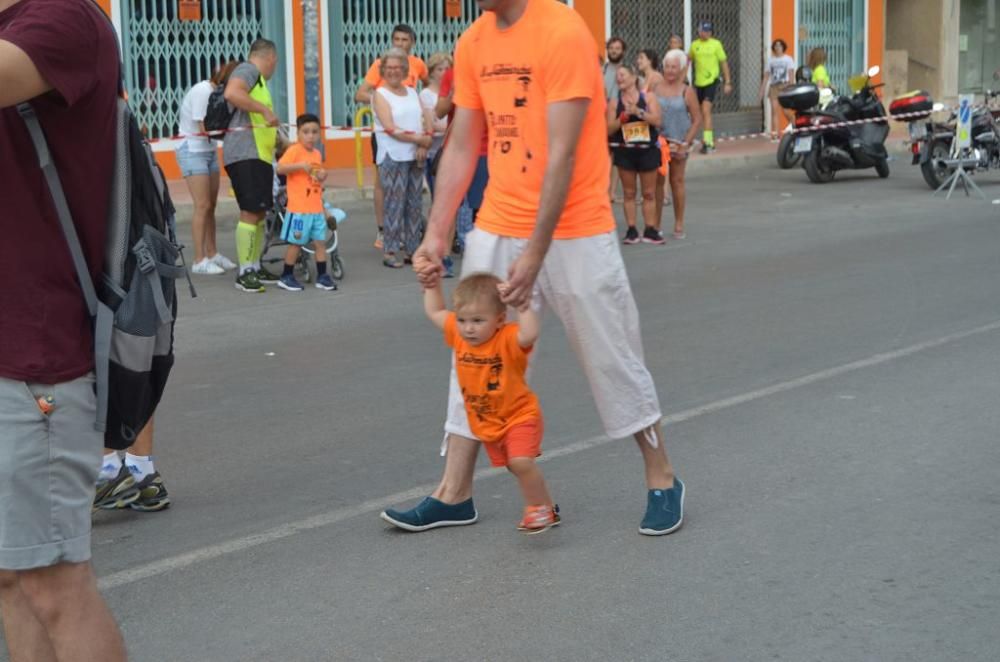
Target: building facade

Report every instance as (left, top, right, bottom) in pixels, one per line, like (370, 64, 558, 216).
(95, 0, 885, 179)
(886, 0, 999, 107)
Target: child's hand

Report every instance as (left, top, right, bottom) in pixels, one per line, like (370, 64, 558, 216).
(497, 281, 530, 312)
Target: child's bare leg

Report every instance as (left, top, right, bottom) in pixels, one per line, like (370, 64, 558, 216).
(507, 457, 552, 507)
(312, 240, 327, 263)
(283, 244, 301, 267)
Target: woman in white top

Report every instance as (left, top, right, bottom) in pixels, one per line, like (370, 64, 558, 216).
(373, 48, 433, 268)
(176, 61, 239, 274)
(418, 51, 452, 197)
(761, 39, 795, 140)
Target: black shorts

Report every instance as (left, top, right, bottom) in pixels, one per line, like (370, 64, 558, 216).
(371, 133, 378, 164)
(226, 159, 274, 213)
(612, 144, 661, 173)
(696, 80, 720, 104)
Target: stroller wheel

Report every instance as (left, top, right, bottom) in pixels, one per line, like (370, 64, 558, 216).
(331, 254, 345, 280)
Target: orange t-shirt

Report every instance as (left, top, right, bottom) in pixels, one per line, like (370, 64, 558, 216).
(444, 313, 541, 443)
(452, 0, 613, 240)
(364, 55, 428, 90)
(279, 143, 324, 214)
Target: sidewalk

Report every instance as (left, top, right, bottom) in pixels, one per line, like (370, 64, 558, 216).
(168, 128, 911, 211)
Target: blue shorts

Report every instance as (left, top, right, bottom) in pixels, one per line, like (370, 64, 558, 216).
(281, 212, 327, 246)
(176, 143, 219, 177)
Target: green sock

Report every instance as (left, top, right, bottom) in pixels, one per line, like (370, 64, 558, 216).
(704, 130, 714, 147)
(255, 222, 265, 269)
(236, 221, 258, 274)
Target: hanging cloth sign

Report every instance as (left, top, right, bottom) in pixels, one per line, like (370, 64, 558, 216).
(445, 0, 462, 19)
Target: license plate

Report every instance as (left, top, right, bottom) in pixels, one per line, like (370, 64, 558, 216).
(793, 136, 813, 153)
(909, 122, 927, 140)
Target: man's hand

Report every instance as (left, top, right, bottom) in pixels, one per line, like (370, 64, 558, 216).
(412, 235, 447, 289)
(723, 82, 733, 96)
(314, 168, 328, 182)
(262, 108, 280, 127)
(497, 282, 529, 312)
(501, 250, 544, 310)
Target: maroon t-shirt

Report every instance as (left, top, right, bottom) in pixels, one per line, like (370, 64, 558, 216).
(0, 0, 119, 383)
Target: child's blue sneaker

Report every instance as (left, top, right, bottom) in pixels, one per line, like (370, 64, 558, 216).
(442, 255, 455, 279)
(277, 273, 304, 292)
(639, 478, 684, 536)
(315, 273, 338, 291)
(380, 496, 478, 532)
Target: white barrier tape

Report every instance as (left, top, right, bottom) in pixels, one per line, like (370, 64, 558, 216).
(150, 122, 441, 144)
(607, 106, 957, 150)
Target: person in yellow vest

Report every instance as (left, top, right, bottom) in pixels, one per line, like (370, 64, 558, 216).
(689, 21, 732, 154)
(223, 38, 281, 293)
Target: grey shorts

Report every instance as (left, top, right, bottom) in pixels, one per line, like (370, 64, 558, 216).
(0, 374, 102, 570)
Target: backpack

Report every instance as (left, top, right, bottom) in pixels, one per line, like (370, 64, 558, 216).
(203, 67, 260, 135)
(203, 80, 235, 134)
(17, 7, 193, 450)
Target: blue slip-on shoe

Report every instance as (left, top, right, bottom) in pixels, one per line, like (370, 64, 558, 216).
(380, 496, 478, 532)
(639, 478, 684, 536)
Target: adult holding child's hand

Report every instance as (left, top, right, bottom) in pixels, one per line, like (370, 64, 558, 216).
(384, 0, 684, 538)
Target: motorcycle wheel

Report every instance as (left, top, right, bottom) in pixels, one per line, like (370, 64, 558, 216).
(875, 158, 890, 178)
(776, 133, 801, 169)
(920, 140, 953, 190)
(803, 151, 836, 184)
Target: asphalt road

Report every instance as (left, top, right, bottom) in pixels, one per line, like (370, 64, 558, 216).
(8, 157, 1000, 661)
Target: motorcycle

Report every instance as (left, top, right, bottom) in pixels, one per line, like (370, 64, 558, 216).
(890, 89, 1000, 190)
(778, 65, 890, 183)
(776, 66, 834, 169)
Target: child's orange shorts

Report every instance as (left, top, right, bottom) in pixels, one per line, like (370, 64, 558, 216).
(483, 419, 544, 468)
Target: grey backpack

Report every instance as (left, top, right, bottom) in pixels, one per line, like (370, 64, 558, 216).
(18, 72, 193, 450)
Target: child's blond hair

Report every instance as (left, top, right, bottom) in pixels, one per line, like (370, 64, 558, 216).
(453, 273, 504, 314)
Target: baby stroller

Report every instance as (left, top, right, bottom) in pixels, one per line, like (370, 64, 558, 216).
(262, 175, 346, 283)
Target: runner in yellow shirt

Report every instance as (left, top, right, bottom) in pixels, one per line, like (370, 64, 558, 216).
(689, 21, 732, 153)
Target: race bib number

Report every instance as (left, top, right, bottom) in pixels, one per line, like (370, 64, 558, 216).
(622, 121, 651, 144)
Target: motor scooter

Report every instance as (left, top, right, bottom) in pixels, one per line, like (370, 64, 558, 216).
(778, 66, 890, 183)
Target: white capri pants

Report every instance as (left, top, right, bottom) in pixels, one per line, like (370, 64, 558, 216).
(444, 228, 662, 442)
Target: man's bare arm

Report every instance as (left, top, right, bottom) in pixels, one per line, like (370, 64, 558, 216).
(500, 98, 589, 308)
(0, 40, 52, 108)
(423, 106, 485, 245)
(224, 77, 267, 115)
(527, 98, 589, 259)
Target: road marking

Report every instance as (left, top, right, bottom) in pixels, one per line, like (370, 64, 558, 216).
(97, 318, 1000, 591)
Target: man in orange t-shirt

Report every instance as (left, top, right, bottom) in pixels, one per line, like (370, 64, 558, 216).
(354, 24, 429, 249)
(382, 0, 684, 538)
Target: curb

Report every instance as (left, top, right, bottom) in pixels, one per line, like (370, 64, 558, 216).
(174, 141, 915, 216)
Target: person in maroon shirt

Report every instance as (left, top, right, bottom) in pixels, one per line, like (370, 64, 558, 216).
(0, 0, 127, 660)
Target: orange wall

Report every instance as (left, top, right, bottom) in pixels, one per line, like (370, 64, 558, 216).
(574, 0, 606, 49)
(772, 0, 796, 56)
(95, 0, 110, 14)
(868, 0, 885, 77)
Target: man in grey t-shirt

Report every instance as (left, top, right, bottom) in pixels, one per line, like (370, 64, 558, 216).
(603, 37, 626, 101)
(222, 38, 280, 292)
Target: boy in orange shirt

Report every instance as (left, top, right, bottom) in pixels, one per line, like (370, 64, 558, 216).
(392, 273, 558, 534)
(275, 114, 337, 292)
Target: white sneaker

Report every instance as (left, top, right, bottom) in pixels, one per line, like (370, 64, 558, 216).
(191, 258, 225, 275)
(210, 253, 237, 271)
